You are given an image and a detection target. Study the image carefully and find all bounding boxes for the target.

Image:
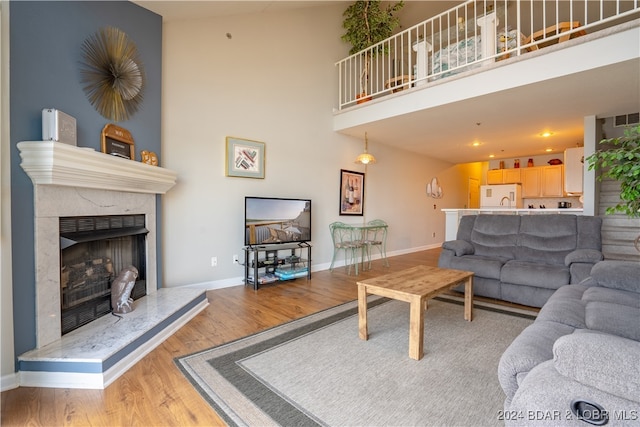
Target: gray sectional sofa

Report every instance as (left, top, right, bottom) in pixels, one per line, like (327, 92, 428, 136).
(438, 214, 603, 308)
(498, 260, 640, 426)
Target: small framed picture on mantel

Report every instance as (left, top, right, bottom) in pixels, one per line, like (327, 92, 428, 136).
(101, 124, 135, 160)
(225, 137, 265, 179)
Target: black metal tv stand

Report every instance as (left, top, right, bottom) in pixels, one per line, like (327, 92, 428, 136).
(242, 242, 311, 290)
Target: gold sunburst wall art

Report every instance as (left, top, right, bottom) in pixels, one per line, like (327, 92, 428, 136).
(79, 26, 145, 122)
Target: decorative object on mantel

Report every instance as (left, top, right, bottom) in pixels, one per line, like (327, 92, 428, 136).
(141, 150, 158, 166)
(42, 108, 77, 146)
(225, 137, 265, 179)
(355, 132, 376, 165)
(426, 177, 443, 199)
(101, 123, 135, 160)
(548, 158, 563, 165)
(79, 26, 145, 122)
(111, 266, 139, 314)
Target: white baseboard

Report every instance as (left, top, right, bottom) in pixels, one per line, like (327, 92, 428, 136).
(0, 372, 19, 392)
(185, 244, 442, 291)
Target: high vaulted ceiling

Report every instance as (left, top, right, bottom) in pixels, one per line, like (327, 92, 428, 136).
(136, 1, 639, 164)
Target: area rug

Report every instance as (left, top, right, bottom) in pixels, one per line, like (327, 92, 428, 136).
(175, 297, 535, 427)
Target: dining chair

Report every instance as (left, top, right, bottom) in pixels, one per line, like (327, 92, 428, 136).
(329, 222, 365, 275)
(362, 219, 389, 269)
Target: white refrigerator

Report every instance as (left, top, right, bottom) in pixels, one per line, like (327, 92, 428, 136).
(480, 184, 523, 208)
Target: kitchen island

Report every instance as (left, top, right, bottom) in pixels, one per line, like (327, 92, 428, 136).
(442, 208, 584, 240)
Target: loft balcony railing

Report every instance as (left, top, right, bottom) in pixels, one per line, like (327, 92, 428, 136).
(335, 0, 640, 110)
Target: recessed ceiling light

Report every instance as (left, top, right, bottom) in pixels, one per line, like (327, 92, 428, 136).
(472, 141, 481, 147)
(540, 131, 554, 138)
(489, 154, 495, 158)
(545, 148, 553, 152)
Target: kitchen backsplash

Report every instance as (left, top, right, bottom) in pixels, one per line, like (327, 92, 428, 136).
(523, 195, 583, 209)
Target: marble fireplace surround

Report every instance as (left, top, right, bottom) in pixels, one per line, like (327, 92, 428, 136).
(16, 142, 209, 390)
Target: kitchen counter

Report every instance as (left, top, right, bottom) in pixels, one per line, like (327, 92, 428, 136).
(442, 208, 584, 240)
(442, 208, 584, 213)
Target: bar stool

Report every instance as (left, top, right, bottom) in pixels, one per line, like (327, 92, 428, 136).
(362, 219, 389, 269)
(329, 222, 365, 275)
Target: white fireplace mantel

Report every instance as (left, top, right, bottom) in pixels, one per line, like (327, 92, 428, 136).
(18, 141, 177, 194)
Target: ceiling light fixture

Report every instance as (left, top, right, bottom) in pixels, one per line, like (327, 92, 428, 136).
(540, 131, 554, 137)
(545, 148, 553, 152)
(355, 132, 377, 165)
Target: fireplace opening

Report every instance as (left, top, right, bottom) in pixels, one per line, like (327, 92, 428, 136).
(60, 214, 148, 335)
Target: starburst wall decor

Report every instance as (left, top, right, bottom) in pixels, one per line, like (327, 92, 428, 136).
(79, 27, 145, 122)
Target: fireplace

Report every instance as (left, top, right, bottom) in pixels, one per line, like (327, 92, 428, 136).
(60, 214, 148, 334)
(17, 142, 210, 390)
(18, 141, 177, 348)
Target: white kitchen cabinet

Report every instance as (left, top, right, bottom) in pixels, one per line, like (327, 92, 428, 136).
(564, 147, 584, 194)
(522, 166, 564, 198)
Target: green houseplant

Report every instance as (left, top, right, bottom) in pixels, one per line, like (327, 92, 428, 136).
(341, 0, 404, 102)
(587, 124, 640, 251)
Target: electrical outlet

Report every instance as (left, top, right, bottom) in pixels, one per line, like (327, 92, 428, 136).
(233, 254, 239, 264)
(211, 256, 217, 267)
(432, 232, 436, 238)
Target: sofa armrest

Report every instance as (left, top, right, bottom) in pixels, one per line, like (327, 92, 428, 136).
(564, 249, 603, 267)
(553, 331, 640, 400)
(442, 240, 474, 256)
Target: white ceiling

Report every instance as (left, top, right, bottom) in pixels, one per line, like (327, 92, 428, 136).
(136, 1, 640, 164)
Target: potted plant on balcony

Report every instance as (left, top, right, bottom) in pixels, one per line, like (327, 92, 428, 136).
(341, 0, 404, 103)
(587, 124, 640, 251)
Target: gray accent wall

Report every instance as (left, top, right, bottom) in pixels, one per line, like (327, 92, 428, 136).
(9, 1, 162, 362)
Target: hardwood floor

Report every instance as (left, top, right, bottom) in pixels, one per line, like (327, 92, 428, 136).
(1, 249, 440, 426)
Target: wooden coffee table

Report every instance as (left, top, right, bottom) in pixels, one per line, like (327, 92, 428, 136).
(357, 265, 474, 360)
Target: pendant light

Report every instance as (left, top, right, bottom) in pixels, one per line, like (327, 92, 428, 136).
(355, 132, 377, 165)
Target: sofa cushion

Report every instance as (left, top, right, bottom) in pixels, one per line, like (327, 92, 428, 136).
(585, 301, 640, 341)
(501, 260, 570, 290)
(583, 286, 640, 308)
(590, 260, 640, 293)
(554, 331, 640, 400)
(447, 255, 504, 280)
(515, 215, 578, 265)
(535, 285, 587, 328)
(469, 215, 520, 259)
(576, 215, 603, 250)
(455, 214, 477, 241)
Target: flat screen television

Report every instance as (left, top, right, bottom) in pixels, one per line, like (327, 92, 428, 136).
(245, 197, 311, 246)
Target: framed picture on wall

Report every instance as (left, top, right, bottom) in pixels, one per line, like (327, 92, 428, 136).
(225, 137, 265, 179)
(339, 169, 364, 216)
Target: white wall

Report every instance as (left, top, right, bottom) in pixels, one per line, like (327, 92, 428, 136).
(161, 5, 458, 288)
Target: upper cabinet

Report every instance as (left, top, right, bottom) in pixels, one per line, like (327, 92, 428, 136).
(487, 168, 521, 184)
(564, 147, 584, 194)
(503, 169, 522, 184)
(522, 165, 564, 198)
